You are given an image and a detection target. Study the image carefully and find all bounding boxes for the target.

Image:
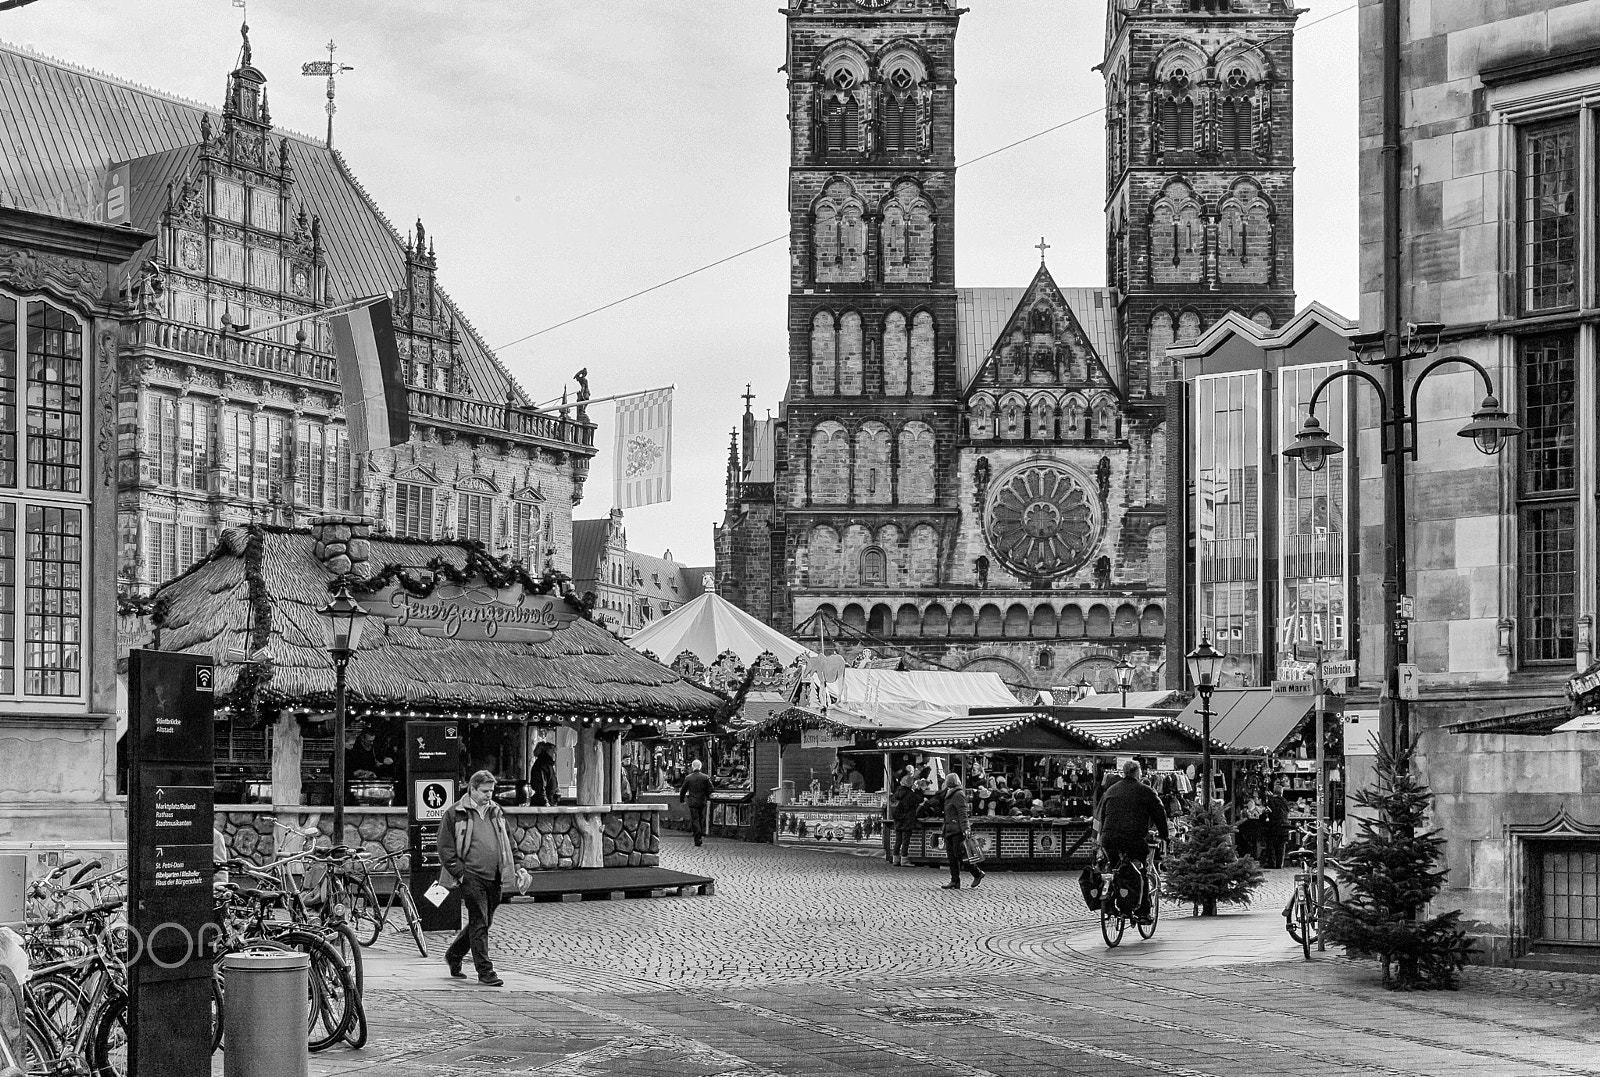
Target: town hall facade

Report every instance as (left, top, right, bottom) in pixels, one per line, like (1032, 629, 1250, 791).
(717, 0, 1299, 693)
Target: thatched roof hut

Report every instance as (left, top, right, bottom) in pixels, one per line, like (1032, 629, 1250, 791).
(149, 524, 723, 723)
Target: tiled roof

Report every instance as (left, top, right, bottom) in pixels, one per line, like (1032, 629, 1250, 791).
(629, 550, 689, 605)
(955, 283, 1120, 392)
(0, 41, 527, 406)
(744, 417, 777, 484)
(570, 518, 612, 589)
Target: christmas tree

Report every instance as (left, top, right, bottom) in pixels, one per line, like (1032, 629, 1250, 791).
(1323, 737, 1473, 990)
(1162, 801, 1264, 916)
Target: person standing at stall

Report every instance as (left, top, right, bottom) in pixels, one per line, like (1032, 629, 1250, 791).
(680, 759, 714, 846)
(528, 742, 559, 807)
(938, 773, 985, 890)
(891, 776, 924, 866)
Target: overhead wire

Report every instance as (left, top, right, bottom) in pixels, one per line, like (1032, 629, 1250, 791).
(492, 2, 1357, 353)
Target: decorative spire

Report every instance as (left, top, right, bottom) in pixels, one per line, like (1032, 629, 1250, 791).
(742, 384, 755, 414)
(1035, 236, 1051, 264)
(260, 87, 271, 126)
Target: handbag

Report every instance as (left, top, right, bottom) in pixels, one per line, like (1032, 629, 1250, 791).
(963, 828, 986, 864)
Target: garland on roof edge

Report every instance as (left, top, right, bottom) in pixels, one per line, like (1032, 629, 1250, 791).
(333, 539, 593, 618)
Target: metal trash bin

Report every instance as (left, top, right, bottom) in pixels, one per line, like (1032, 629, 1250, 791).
(222, 949, 309, 1077)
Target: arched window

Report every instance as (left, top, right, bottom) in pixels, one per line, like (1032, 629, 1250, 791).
(841, 525, 872, 586)
(1093, 399, 1117, 440)
(838, 312, 864, 395)
(967, 397, 994, 440)
(861, 546, 887, 586)
(1148, 311, 1175, 397)
(1030, 396, 1055, 440)
(809, 422, 849, 504)
(813, 180, 867, 284)
(1251, 309, 1275, 328)
(854, 421, 892, 504)
(1028, 307, 1053, 335)
(1222, 67, 1254, 152)
(810, 310, 837, 395)
(1150, 180, 1203, 285)
(1001, 398, 1024, 441)
(898, 421, 936, 503)
(882, 182, 934, 284)
(1177, 311, 1203, 346)
(1036, 648, 1054, 671)
(1218, 181, 1273, 286)
(808, 525, 842, 587)
(909, 524, 939, 587)
(1064, 397, 1086, 440)
(879, 53, 927, 155)
(816, 58, 866, 156)
(1156, 68, 1196, 154)
(883, 311, 909, 395)
(909, 311, 935, 395)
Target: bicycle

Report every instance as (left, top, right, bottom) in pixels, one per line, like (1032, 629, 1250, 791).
(19, 898, 129, 1077)
(1098, 845, 1163, 948)
(1282, 848, 1342, 959)
(343, 849, 428, 958)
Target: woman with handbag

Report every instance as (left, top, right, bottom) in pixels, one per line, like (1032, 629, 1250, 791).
(939, 773, 986, 890)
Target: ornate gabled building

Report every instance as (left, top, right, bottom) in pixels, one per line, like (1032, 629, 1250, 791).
(718, 0, 1298, 693)
(0, 31, 595, 599)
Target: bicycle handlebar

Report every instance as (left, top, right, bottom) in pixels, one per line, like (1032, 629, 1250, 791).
(42, 857, 83, 882)
(44, 898, 123, 929)
(67, 859, 102, 886)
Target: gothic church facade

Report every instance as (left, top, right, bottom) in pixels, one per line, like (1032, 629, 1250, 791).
(717, 0, 1298, 693)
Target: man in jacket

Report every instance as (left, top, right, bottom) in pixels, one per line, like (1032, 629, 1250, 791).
(437, 770, 518, 986)
(679, 759, 714, 846)
(1097, 760, 1169, 920)
(939, 773, 986, 890)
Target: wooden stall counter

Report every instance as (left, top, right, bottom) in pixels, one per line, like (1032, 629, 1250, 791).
(904, 816, 1095, 869)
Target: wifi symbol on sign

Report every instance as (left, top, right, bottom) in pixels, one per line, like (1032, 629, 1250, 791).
(196, 667, 214, 692)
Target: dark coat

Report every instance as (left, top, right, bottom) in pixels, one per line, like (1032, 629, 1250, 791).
(679, 770, 714, 807)
(940, 785, 971, 837)
(528, 754, 558, 807)
(1097, 777, 1170, 847)
(892, 786, 924, 826)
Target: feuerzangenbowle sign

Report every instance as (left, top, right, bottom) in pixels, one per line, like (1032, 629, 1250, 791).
(356, 581, 579, 642)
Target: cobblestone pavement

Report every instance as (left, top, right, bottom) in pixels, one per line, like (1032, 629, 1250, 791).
(230, 835, 1600, 1077)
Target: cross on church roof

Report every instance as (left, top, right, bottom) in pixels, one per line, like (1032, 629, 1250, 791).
(1035, 236, 1051, 263)
(741, 383, 755, 413)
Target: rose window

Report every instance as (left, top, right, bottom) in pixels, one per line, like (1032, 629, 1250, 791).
(982, 462, 1100, 579)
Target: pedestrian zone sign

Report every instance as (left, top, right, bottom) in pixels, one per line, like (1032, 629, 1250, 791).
(414, 779, 451, 822)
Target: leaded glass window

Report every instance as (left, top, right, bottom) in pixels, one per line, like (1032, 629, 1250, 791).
(24, 503, 81, 697)
(26, 302, 83, 493)
(1519, 332, 1578, 664)
(0, 295, 14, 488)
(1520, 119, 1578, 313)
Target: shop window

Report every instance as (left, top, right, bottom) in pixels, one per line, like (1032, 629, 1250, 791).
(1530, 841, 1600, 946)
(1519, 118, 1578, 314)
(1518, 332, 1577, 664)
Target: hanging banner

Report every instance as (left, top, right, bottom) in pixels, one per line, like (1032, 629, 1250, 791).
(356, 580, 579, 642)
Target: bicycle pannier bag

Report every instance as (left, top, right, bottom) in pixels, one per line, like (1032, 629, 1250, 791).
(1079, 866, 1102, 911)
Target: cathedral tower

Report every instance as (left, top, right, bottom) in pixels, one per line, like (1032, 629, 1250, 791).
(778, 0, 965, 636)
(1104, 0, 1299, 401)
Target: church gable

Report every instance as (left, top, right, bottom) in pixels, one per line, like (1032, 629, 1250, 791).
(964, 265, 1121, 402)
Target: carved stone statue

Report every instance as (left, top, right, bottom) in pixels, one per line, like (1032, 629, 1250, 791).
(1096, 455, 1112, 502)
(975, 555, 990, 589)
(917, 84, 934, 157)
(574, 368, 590, 401)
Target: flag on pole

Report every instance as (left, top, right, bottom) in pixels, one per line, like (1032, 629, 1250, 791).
(614, 387, 673, 509)
(329, 296, 409, 455)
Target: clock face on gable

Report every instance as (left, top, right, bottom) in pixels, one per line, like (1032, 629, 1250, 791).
(852, 0, 896, 8)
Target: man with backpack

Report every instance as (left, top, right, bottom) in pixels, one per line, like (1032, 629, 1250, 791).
(1097, 759, 1169, 921)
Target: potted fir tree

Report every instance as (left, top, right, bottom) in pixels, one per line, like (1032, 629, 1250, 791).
(1163, 801, 1264, 916)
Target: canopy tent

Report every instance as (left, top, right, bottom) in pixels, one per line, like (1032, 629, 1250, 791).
(883, 711, 1229, 755)
(627, 592, 814, 667)
(1053, 690, 1182, 710)
(739, 669, 1018, 742)
(1172, 688, 1322, 753)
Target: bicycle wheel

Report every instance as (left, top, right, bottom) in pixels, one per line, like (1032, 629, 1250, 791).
(88, 992, 128, 1077)
(211, 968, 224, 1053)
(25, 971, 88, 1054)
(1137, 877, 1160, 939)
(279, 930, 356, 1052)
(397, 881, 428, 958)
(1100, 904, 1124, 948)
(24, 1018, 58, 1074)
(327, 920, 364, 996)
(341, 989, 368, 1050)
(345, 872, 382, 948)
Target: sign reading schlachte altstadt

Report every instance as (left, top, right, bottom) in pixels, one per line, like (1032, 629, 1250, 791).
(358, 581, 579, 642)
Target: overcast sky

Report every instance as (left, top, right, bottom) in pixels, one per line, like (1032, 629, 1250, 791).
(4, 0, 1357, 565)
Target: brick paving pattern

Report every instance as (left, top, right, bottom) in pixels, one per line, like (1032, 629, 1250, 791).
(231, 835, 1600, 1077)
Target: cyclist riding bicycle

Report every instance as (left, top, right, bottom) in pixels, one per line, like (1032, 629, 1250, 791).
(1096, 759, 1170, 923)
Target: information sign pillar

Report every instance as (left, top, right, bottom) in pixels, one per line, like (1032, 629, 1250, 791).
(406, 721, 461, 931)
(127, 649, 216, 1077)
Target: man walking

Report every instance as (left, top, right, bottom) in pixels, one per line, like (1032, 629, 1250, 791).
(679, 759, 714, 846)
(437, 770, 520, 986)
(939, 773, 985, 890)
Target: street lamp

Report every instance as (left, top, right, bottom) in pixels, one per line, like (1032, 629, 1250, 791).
(1071, 676, 1092, 704)
(319, 582, 369, 842)
(1114, 656, 1135, 708)
(1185, 635, 1223, 808)
(1282, 352, 1519, 760)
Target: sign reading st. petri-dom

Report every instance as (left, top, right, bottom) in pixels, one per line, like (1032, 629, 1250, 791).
(357, 579, 581, 642)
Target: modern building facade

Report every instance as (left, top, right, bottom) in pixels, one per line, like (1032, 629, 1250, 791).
(1165, 304, 1357, 687)
(1355, 0, 1600, 964)
(718, 0, 1300, 694)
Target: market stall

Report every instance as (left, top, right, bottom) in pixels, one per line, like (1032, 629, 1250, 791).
(138, 518, 724, 873)
(626, 592, 816, 837)
(882, 711, 1234, 868)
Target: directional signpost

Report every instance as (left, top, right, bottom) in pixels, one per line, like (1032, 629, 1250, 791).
(406, 722, 461, 931)
(127, 649, 215, 1076)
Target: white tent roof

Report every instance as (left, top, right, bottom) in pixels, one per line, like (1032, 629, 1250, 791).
(627, 592, 815, 666)
(822, 669, 1020, 733)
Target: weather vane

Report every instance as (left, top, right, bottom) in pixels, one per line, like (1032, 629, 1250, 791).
(301, 39, 354, 148)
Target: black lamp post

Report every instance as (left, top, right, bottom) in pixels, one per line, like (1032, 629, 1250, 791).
(1114, 656, 1135, 709)
(319, 583, 369, 842)
(1185, 636, 1223, 808)
(1282, 351, 1519, 762)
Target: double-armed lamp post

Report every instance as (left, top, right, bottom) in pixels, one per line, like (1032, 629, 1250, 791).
(1185, 636, 1224, 807)
(1280, 332, 1520, 762)
(318, 583, 370, 841)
